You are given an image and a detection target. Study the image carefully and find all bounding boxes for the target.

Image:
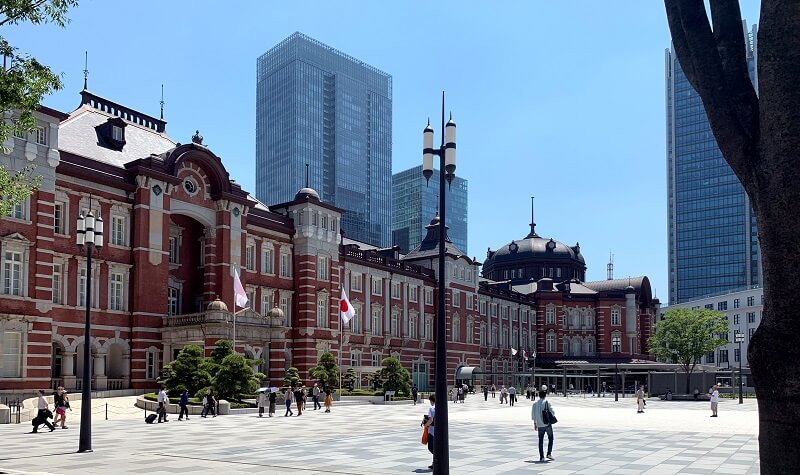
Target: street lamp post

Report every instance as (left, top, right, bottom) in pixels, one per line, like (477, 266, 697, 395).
(735, 332, 745, 404)
(422, 92, 457, 475)
(76, 204, 103, 453)
(614, 362, 619, 402)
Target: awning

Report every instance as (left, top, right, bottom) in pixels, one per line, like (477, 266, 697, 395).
(455, 366, 480, 380)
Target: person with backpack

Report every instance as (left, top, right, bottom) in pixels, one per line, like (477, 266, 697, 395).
(531, 390, 556, 462)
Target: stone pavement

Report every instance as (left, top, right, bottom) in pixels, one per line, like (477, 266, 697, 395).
(0, 394, 760, 474)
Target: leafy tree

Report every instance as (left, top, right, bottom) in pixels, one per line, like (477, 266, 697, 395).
(342, 368, 357, 390)
(284, 366, 301, 388)
(210, 339, 233, 365)
(648, 308, 728, 393)
(158, 344, 211, 396)
(0, 1, 78, 209)
(664, 1, 800, 468)
(212, 353, 262, 401)
(309, 351, 340, 391)
(377, 357, 412, 396)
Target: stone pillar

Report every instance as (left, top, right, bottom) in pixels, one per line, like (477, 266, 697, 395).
(62, 352, 76, 389)
(94, 353, 108, 390)
(122, 353, 131, 389)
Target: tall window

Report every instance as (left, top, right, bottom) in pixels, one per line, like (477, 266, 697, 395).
(545, 305, 555, 324)
(52, 263, 62, 304)
(719, 349, 729, 363)
(317, 256, 329, 280)
(747, 296, 755, 306)
(747, 312, 756, 323)
(168, 236, 180, 264)
(749, 327, 755, 339)
(452, 317, 460, 342)
(280, 296, 290, 325)
(718, 301, 728, 311)
(53, 202, 65, 234)
(424, 317, 432, 341)
(409, 314, 417, 339)
(35, 126, 47, 145)
(425, 288, 433, 305)
(706, 351, 715, 363)
(6, 202, 24, 220)
(371, 308, 381, 335)
(111, 215, 126, 246)
(2, 251, 23, 296)
(245, 244, 256, 271)
(479, 325, 486, 346)
(733, 314, 740, 325)
(167, 287, 180, 316)
(734, 348, 741, 362)
(261, 292, 273, 315)
(611, 307, 621, 326)
(391, 282, 400, 299)
(733, 298, 740, 309)
(372, 352, 382, 367)
(316, 295, 328, 327)
(390, 312, 399, 337)
(466, 321, 474, 344)
(109, 272, 124, 311)
(466, 293, 473, 310)
(452, 290, 460, 307)
(480, 300, 487, 315)
(351, 273, 362, 292)
(1, 331, 22, 377)
(372, 277, 382, 296)
(280, 252, 291, 277)
(546, 331, 556, 352)
(146, 351, 156, 380)
(409, 286, 418, 302)
(351, 305, 362, 333)
(262, 247, 274, 274)
(350, 352, 361, 367)
(611, 332, 622, 353)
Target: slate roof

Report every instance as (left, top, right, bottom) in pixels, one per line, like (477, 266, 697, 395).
(59, 101, 175, 168)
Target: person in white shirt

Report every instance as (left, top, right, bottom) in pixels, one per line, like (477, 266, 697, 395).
(508, 386, 517, 406)
(157, 387, 169, 423)
(423, 394, 436, 470)
(636, 386, 646, 413)
(31, 389, 55, 433)
(710, 384, 720, 417)
(531, 390, 555, 462)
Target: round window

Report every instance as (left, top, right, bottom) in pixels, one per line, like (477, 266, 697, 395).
(184, 178, 197, 195)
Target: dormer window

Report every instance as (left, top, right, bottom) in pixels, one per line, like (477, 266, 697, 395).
(96, 117, 127, 151)
(112, 125, 123, 141)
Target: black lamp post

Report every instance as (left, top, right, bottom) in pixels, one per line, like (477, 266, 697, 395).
(76, 204, 102, 453)
(735, 332, 745, 404)
(422, 92, 456, 475)
(614, 362, 619, 402)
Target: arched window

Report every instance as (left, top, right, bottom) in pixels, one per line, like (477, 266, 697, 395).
(586, 337, 595, 355)
(571, 308, 580, 328)
(546, 331, 556, 352)
(571, 338, 582, 357)
(611, 331, 622, 353)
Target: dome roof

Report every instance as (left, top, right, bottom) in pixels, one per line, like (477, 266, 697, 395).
(267, 305, 285, 319)
(486, 235, 584, 265)
(207, 298, 229, 312)
(294, 187, 320, 201)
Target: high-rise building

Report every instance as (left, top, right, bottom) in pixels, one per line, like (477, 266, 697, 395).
(392, 166, 468, 254)
(665, 22, 761, 305)
(255, 32, 392, 246)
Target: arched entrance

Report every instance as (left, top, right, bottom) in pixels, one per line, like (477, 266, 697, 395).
(168, 214, 210, 314)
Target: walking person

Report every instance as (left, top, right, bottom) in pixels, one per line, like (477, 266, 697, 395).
(268, 389, 277, 417)
(312, 383, 322, 410)
(636, 385, 646, 413)
(483, 384, 489, 401)
(491, 384, 497, 398)
(178, 389, 190, 420)
(324, 389, 333, 413)
(508, 385, 517, 406)
(284, 387, 294, 417)
(422, 394, 436, 470)
(412, 384, 419, 405)
(295, 385, 304, 416)
(710, 384, 720, 417)
(53, 387, 70, 429)
(531, 390, 555, 462)
(31, 390, 55, 433)
(257, 391, 267, 417)
(201, 389, 216, 418)
(500, 385, 508, 404)
(157, 387, 169, 423)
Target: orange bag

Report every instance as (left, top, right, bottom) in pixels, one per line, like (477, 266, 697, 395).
(421, 425, 429, 445)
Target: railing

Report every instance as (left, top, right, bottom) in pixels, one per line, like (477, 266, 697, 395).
(344, 246, 436, 279)
(107, 379, 125, 390)
(75, 379, 97, 391)
(164, 311, 286, 328)
(50, 378, 63, 390)
(163, 312, 209, 327)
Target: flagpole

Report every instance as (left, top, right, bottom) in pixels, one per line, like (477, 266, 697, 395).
(339, 229, 344, 391)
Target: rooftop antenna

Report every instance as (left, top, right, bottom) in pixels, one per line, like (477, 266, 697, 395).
(530, 196, 536, 236)
(305, 163, 309, 188)
(160, 84, 164, 120)
(83, 51, 89, 90)
(607, 251, 614, 280)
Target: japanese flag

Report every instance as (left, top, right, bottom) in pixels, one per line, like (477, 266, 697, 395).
(511, 348, 518, 356)
(233, 267, 249, 308)
(340, 289, 355, 324)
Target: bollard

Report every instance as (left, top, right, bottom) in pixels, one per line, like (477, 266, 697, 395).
(105, 403, 108, 420)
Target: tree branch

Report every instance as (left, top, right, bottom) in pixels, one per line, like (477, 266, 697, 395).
(665, 0, 758, 184)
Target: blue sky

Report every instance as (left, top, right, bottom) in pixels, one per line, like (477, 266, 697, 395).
(10, 0, 762, 299)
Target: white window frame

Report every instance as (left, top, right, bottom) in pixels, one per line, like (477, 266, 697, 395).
(6, 200, 26, 220)
(372, 352, 382, 367)
(611, 332, 622, 353)
(546, 304, 556, 324)
(262, 246, 274, 275)
(372, 277, 382, 296)
(279, 293, 292, 325)
(611, 306, 621, 326)
(261, 291, 273, 315)
(546, 331, 557, 352)
(409, 314, 417, 339)
(371, 307, 382, 335)
(1, 331, 23, 378)
(351, 273, 362, 292)
(110, 215, 127, 246)
(424, 316, 432, 341)
(409, 286, 418, 303)
(145, 351, 157, 380)
(53, 201, 66, 235)
(391, 281, 400, 299)
(351, 304, 362, 333)
(452, 289, 460, 307)
(2, 250, 23, 296)
(317, 255, 329, 281)
(424, 288, 433, 305)
(350, 351, 361, 367)
(167, 286, 180, 316)
(390, 311, 399, 337)
(245, 242, 256, 271)
(35, 125, 47, 145)
(168, 236, 180, 264)
(317, 293, 329, 328)
(279, 252, 292, 278)
(109, 271, 125, 311)
(51, 261, 64, 304)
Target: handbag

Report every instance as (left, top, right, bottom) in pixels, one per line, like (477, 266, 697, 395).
(421, 425, 429, 445)
(542, 401, 558, 425)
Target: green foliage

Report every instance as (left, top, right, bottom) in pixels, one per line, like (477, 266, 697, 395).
(308, 351, 340, 391)
(210, 339, 233, 365)
(0, 165, 40, 215)
(649, 308, 728, 392)
(284, 366, 301, 387)
(376, 357, 412, 396)
(158, 344, 211, 396)
(212, 353, 262, 401)
(342, 368, 357, 390)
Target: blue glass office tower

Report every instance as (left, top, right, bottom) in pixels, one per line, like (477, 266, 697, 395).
(256, 32, 392, 246)
(392, 166, 468, 255)
(665, 22, 761, 304)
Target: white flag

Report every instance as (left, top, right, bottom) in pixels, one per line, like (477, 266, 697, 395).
(233, 267, 248, 308)
(340, 289, 355, 324)
(511, 347, 518, 356)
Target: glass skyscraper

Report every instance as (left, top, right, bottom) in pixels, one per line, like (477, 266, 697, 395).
(256, 32, 392, 246)
(665, 22, 761, 305)
(392, 166, 468, 255)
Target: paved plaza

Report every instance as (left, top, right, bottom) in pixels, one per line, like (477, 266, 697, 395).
(0, 394, 760, 474)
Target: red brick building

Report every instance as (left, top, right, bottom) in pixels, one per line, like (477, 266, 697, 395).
(0, 91, 657, 396)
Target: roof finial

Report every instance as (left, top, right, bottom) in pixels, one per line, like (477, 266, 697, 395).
(305, 163, 309, 188)
(160, 84, 165, 120)
(607, 251, 614, 280)
(83, 51, 89, 90)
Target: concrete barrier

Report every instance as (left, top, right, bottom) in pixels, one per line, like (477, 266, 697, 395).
(134, 396, 230, 416)
(0, 404, 9, 424)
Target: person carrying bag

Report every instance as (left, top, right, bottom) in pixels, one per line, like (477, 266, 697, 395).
(531, 390, 556, 462)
